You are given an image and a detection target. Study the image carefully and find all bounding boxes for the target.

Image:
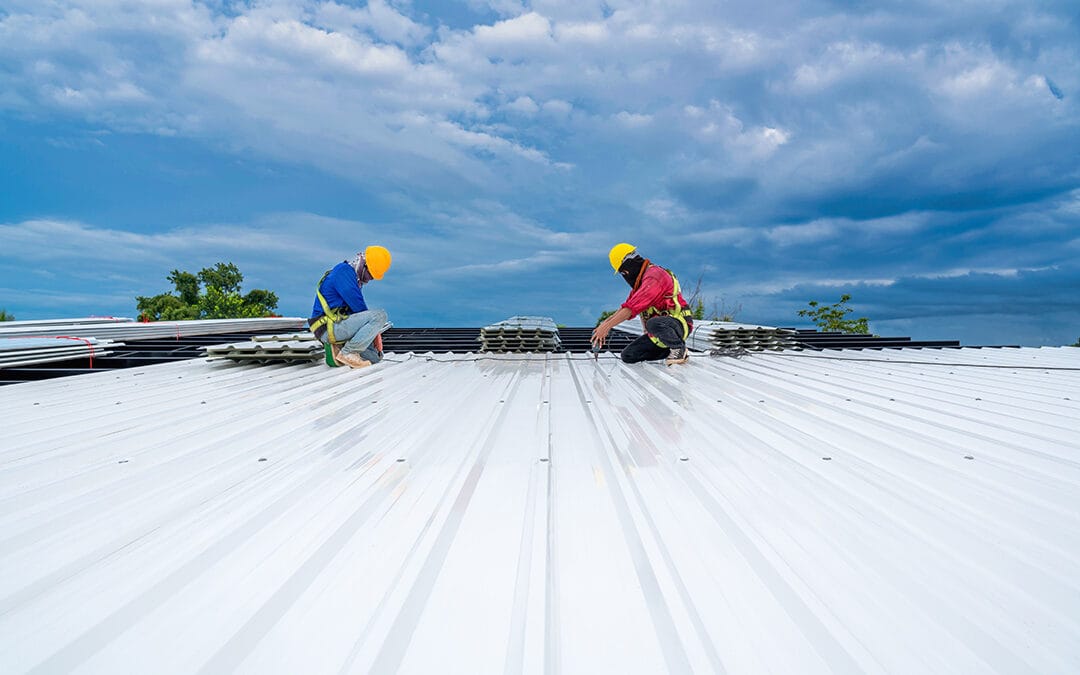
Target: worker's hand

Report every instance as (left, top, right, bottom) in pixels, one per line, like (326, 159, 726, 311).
(374, 333, 383, 353)
(591, 323, 610, 349)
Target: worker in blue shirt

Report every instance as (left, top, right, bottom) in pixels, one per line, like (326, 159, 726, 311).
(309, 246, 392, 368)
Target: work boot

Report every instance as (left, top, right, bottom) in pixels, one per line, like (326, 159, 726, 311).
(335, 350, 372, 369)
(665, 346, 689, 366)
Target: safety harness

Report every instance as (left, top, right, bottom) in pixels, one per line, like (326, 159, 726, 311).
(642, 268, 693, 348)
(309, 270, 348, 345)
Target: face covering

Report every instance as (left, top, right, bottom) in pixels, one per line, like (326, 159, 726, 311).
(348, 253, 366, 284)
(618, 255, 647, 288)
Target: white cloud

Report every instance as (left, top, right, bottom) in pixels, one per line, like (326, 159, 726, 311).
(474, 12, 552, 48)
(504, 96, 539, 114)
(614, 111, 651, 128)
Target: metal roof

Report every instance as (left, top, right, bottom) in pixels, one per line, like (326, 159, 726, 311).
(2, 347, 1079, 673)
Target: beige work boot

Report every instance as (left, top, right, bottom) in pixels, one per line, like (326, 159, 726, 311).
(335, 350, 373, 369)
(665, 346, 690, 366)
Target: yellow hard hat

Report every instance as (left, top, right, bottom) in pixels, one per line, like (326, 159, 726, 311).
(364, 245, 392, 280)
(608, 243, 636, 272)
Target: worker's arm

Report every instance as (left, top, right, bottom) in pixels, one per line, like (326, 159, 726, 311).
(591, 307, 633, 348)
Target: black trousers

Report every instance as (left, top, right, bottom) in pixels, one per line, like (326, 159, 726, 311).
(621, 316, 688, 363)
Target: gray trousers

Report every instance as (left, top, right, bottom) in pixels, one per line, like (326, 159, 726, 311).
(319, 308, 386, 363)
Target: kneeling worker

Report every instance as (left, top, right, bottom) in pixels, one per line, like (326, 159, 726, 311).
(309, 246, 392, 368)
(591, 243, 693, 365)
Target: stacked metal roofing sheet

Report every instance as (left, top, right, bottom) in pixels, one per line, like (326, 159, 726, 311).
(204, 334, 325, 364)
(0, 316, 133, 328)
(2, 346, 1078, 673)
(0, 317, 307, 342)
(479, 316, 562, 352)
(0, 337, 123, 369)
(688, 321, 798, 352)
(614, 319, 798, 352)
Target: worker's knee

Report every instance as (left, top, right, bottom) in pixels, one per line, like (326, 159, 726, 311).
(368, 308, 387, 324)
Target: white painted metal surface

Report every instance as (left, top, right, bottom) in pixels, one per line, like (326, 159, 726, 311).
(0, 317, 307, 342)
(0, 337, 122, 369)
(2, 347, 1079, 674)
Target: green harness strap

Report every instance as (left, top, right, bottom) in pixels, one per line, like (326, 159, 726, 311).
(310, 270, 348, 345)
(644, 269, 692, 349)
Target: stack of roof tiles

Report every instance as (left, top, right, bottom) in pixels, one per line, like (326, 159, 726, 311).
(688, 321, 799, 352)
(204, 334, 324, 364)
(479, 316, 562, 353)
(614, 319, 798, 351)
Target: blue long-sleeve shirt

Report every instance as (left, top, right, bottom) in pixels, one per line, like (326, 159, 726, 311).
(310, 262, 368, 322)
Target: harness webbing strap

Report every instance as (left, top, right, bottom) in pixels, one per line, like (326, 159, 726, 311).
(643, 269, 692, 349)
(310, 270, 347, 344)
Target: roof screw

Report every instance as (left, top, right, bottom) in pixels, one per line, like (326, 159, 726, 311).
(118, 459, 129, 464)
(258, 458, 267, 462)
(845, 398, 852, 402)
(539, 457, 549, 462)
(822, 457, 832, 461)
(679, 457, 689, 462)
(33, 402, 39, 406)
(964, 455, 974, 460)
(396, 458, 406, 462)
(413, 400, 419, 403)
(201, 401, 206, 404)
(974, 398, 982, 401)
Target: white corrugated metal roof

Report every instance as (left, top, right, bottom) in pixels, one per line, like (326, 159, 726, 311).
(3, 348, 1079, 674)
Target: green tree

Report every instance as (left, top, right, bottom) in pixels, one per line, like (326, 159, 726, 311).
(595, 309, 617, 327)
(692, 298, 705, 320)
(137, 262, 278, 321)
(797, 294, 870, 334)
(0, 308, 14, 321)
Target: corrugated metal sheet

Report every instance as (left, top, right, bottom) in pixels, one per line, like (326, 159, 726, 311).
(2, 347, 1079, 674)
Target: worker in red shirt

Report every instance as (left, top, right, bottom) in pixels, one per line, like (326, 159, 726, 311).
(591, 243, 693, 365)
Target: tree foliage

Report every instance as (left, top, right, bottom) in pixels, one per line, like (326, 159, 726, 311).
(0, 308, 14, 321)
(797, 294, 870, 334)
(137, 262, 279, 321)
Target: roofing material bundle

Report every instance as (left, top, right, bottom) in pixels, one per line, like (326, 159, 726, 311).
(613, 318, 798, 351)
(0, 316, 133, 328)
(0, 317, 307, 342)
(204, 334, 324, 364)
(0, 336, 122, 369)
(479, 315, 562, 353)
(688, 321, 798, 352)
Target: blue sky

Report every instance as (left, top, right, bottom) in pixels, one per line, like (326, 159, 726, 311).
(1, 0, 1078, 345)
